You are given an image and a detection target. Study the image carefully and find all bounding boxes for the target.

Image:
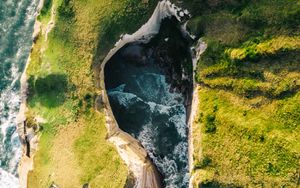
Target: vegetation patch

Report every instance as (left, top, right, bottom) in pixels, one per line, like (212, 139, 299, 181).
(193, 88, 299, 187)
(24, 0, 300, 186)
(228, 37, 300, 61)
(38, 0, 53, 21)
(186, 0, 300, 187)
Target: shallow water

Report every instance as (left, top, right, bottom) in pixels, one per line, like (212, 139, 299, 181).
(105, 19, 192, 188)
(0, 0, 38, 186)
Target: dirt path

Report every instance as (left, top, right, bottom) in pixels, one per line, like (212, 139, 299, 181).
(45, 5, 55, 41)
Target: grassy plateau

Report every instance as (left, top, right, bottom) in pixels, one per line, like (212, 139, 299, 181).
(182, 0, 300, 187)
(25, 0, 157, 187)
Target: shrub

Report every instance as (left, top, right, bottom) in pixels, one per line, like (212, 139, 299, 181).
(57, 0, 75, 19)
(239, 7, 266, 29)
(84, 93, 93, 109)
(187, 16, 204, 37)
(35, 74, 68, 95)
(284, 8, 300, 29)
(201, 155, 212, 168)
(200, 39, 225, 66)
(40, 0, 53, 17)
(205, 113, 216, 133)
(25, 110, 38, 130)
(194, 155, 212, 169)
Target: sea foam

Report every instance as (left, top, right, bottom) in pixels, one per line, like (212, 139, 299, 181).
(0, 0, 39, 185)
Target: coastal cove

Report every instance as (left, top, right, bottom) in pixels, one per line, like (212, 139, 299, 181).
(9, 0, 300, 187)
(99, 1, 200, 187)
(104, 19, 193, 187)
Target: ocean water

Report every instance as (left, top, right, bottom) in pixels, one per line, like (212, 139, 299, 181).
(0, 0, 38, 186)
(105, 42, 191, 187)
(107, 72, 189, 187)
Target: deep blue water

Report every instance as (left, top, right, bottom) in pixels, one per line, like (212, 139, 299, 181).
(0, 0, 38, 186)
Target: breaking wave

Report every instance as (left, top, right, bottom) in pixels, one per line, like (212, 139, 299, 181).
(0, 168, 19, 188)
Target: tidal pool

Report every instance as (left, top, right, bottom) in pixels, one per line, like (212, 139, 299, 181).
(105, 18, 192, 187)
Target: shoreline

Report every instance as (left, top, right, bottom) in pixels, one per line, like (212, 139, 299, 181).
(188, 38, 207, 188)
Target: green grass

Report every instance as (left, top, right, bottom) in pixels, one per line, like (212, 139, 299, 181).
(197, 46, 300, 99)
(26, 0, 158, 187)
(228, 36, 300, 61)
(73, 111, 128, 187)
(193, 88, 299, 187)
(37, 0, 53, 22)
(187, 0, 300, 187)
